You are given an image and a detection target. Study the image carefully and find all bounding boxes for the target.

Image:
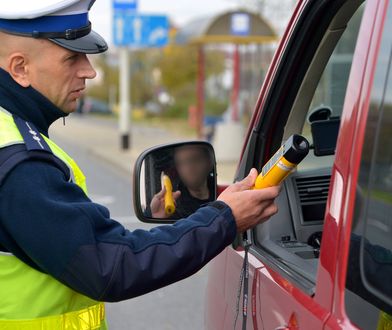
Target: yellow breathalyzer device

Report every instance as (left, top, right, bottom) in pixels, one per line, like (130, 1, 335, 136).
(161, 173, 176, 216)
(253, 134, 309, 189)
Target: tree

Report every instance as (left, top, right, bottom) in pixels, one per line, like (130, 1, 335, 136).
(158, 45, 226, 117)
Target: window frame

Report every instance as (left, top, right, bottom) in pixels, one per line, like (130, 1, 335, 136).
(344, 8, 392, 321)
(359, 48, 392, 310)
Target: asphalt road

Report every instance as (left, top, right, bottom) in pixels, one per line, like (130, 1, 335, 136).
(52, 135, 209, 330)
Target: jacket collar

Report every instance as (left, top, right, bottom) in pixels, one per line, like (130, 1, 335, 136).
(0, 68, 66, 137)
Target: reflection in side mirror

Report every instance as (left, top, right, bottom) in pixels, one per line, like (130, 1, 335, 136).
(133, 142, 217, 223)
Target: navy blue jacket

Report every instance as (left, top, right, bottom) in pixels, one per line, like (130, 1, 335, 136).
(0, 69, 237, 302)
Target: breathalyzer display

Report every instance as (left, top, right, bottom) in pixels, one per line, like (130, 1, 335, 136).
(253, 134, 309, 189)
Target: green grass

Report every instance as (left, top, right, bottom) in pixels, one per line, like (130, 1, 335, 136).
(370, 190, 392, 204)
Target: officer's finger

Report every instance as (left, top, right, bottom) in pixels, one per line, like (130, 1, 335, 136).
(156, 186, 166, 198)
(173, 190, 181, 201)
(230, 168, 258, 192)
(258, 202, 279, 223)
(250, 185, 281, 203)
(251, 199, 274, 218)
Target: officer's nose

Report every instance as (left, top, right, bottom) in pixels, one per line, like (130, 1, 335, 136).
(77, 55, 97, 80)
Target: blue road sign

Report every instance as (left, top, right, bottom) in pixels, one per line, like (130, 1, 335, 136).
(113, 13, 169, 48)
(113, 0, 138, 11)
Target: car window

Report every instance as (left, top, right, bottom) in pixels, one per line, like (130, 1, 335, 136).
(253, 3, 365, 289)
(299, 5, 364, 171)
(345, 4, 392, 328)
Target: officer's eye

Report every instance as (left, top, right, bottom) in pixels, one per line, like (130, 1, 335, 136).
(65, 54, 78, 62)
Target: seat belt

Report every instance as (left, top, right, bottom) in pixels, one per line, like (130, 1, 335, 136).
(234, 233, 252, 330)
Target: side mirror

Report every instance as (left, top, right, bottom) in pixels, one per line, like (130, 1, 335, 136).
(133, 141, 217, 224)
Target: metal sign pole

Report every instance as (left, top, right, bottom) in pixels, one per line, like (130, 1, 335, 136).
(113, 0, 137, 151)
(113, 0, 168, 151)
(196, 46, 205, 138)
(119, 47, 131, 150)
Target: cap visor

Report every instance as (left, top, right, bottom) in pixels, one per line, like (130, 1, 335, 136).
(49, 30, 108, 54)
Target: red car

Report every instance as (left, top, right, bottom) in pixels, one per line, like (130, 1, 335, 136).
(204, 0, 392, 329)
(133, 0, 392, 329)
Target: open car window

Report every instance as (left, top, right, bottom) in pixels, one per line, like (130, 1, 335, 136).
(299, 5, 364, 171)
(253, 2, 365, 291)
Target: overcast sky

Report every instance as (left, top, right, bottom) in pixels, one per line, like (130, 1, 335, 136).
(90, 0, 242, 46)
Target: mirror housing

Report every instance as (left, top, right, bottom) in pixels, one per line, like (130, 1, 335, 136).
(308, 106, 340, 156)
(133, 141, 217, 224)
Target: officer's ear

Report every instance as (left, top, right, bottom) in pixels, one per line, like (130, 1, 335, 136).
(7, 53, 31, 88)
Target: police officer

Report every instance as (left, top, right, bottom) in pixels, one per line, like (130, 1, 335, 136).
(0, 1, 280, 328)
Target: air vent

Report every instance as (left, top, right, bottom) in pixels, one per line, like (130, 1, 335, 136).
(296, 175, 331, 203)
(295, 175, 331, 223)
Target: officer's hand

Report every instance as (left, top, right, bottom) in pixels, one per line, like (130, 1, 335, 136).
(150, 187, 181, 218)
(218, 168, 280, 233)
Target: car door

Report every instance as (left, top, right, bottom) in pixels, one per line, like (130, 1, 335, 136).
(333, 2, 392, 328)
(224, 1, 381, 329)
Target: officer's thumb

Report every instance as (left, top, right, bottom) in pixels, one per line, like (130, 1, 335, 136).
(156, 186, 166, 198)
(233, 168, 258, 192)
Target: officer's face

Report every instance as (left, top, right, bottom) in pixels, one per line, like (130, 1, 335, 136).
(27, 41, 97, 113)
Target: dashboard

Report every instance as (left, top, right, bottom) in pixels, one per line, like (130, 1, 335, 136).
(254, 166, 332, 282)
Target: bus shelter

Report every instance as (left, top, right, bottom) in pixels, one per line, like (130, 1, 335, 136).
(176, 9, 277, 137)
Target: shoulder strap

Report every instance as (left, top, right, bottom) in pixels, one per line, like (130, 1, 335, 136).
(13, 115, 52, 152)
(0, 116, 71, 186)
(0, 144, 71, 187)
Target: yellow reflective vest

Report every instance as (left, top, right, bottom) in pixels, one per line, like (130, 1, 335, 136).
(0, 108, 107, 329)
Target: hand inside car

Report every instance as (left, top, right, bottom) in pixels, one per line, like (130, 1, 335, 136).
(218, 168, 280, 232)
(150, 187, 181, 218)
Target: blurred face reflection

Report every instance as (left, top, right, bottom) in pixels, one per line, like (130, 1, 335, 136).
(174, 146, 211, 191)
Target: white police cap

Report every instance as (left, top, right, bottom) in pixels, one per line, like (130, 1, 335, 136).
(0, 0, 107, 54)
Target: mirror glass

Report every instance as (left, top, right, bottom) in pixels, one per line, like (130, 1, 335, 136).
(137, 143, 217, 221)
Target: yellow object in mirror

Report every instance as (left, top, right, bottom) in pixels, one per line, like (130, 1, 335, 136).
(162, 173, 176, 216)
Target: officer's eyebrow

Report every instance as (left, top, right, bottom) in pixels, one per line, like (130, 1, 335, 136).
(60, 49, 79, 61)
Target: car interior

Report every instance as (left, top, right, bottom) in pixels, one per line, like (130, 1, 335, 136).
(252, 0, 365, 291)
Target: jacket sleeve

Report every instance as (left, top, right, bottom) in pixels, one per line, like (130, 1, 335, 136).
(0, 160, 237, 302)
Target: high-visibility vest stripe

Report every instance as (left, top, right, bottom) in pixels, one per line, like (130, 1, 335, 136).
(0, 302, 106, 330)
